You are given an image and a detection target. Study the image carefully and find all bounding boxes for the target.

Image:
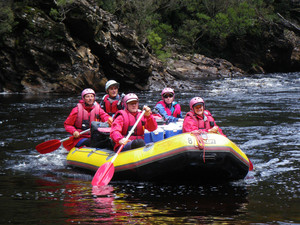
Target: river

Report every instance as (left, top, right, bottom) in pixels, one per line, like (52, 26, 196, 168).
(0, 72, 299, 224)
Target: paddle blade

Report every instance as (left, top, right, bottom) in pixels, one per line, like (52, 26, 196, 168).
(35, 139, 61, 154)
(91, 162, 115, 186)
(62, 136, 75, 151)
(249, 159, 254, 171)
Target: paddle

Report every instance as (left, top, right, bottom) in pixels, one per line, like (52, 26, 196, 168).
(36, 129, 90, 154)
(91, 110, 146, 186)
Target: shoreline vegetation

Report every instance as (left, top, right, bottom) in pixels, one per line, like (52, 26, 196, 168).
(0, 0, 299, 93)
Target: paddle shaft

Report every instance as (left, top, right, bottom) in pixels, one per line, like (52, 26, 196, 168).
(91, 110, 146, 186)
(111, 110, 146, 162)
(36, 128, 91, 154)
(62, 129, 90, 142)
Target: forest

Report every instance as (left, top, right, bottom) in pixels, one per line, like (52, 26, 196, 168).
(1, 0, 298, 60)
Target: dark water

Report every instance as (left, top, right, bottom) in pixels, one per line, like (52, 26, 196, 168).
(1, 73, 299, 224)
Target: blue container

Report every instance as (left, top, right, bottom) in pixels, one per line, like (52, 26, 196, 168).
(164, 123, 182, 138)
(144, 128, 164, 144)
(144, 130, 151, 144)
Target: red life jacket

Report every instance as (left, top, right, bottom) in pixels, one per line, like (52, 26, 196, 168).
(74, 102, 101, 131)
(185, 110, 215, 130)
(114, 110, 144, 139)
(156, 100, 181, 118)
(102, 94, 120, 115)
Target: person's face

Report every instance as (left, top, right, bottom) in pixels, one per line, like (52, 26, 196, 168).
(84, 94, 95, 106)
(163, 93, 174, 105)
(193, 104, 204, 116)
(108, 85, 119, 98)
(127, 101, 139, 113)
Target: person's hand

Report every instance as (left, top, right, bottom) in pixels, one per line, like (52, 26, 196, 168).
(178, 118, 184, 122)
(208, 126, 218, 133)
(143, 105, 151, 117)
(73, 131, 80, 138)
(107, 117, 113, 127)
(119, 138, 130, 145)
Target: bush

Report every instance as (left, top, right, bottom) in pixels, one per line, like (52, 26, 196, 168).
(0, 1, 14, 35)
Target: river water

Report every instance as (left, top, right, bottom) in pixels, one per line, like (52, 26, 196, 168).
(0, 72, 299, 224)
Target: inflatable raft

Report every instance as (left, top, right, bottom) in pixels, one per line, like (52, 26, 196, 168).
(66, 132, 251, 183)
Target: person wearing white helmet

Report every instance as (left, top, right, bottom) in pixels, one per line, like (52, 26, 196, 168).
(100, 80, 124, 117)
(64, 88, 113, 148)
(182, 97, 225, 136)
(110, 93, 157, 151)
(154, 87, 183, 123)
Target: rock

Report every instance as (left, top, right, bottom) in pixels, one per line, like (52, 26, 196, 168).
(0, 0, 152, 93)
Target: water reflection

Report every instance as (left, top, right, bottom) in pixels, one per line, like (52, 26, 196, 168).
(15, 175, 249, 224)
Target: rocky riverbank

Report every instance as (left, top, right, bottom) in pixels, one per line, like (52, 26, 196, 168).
(0, 0, 299, 93)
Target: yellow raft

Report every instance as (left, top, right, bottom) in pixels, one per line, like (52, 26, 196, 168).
(66, 133, 251, 183)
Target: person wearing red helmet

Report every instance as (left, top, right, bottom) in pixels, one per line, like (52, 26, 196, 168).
(64, 88, 113, 148)
(100, 80, 124, 117)
(182, 97, 225, 136)
(110, 93, 157, 151)
(155, 87, 183, 123)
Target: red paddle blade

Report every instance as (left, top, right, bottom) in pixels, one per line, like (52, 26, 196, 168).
(91, 162, 115, 186)
(249, 159, 254, 171)
(62, 137, 75, 151)
(35, 139, 61, 154)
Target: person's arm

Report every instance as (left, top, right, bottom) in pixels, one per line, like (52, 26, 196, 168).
(207, 118, 226, 136)
(64, 107, 79, 136)
(117, 93, 125, 110)
(182, 115, 199, 133)
(99, 95, 106, 111)
(155, 104, 179, 123)
(143, 105, 158, 132)
(110, 115, 125, 144)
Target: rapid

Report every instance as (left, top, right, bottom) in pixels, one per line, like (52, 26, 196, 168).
(0, 72, 299, 224)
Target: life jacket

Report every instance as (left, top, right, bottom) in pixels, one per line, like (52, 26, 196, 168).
(102, 94, 120, 116)
(114, 110, 144, 139)
(186, 110, 215, 130)
(156, 100, 181, 118)
(74, 102, 101, 131)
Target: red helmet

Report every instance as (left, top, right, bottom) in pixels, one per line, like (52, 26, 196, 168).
(81, 88, 95, 100)
(189, 97, 205, 111)
(123, 93, 139, 107)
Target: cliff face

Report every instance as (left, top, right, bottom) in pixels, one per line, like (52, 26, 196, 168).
(0, 0, 152, 93)
(0, 0, 298, 93)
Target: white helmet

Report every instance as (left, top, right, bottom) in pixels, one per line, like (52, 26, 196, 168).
(105, 80, 119, 92)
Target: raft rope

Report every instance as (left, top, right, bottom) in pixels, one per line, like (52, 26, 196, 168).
(191, 130, 207, 162)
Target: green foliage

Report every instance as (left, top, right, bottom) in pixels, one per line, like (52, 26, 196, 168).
(54, 0, 75, 7)
(146, 20, 173, 58)
(96, 0, 284, 55)
(207, 2, 260, 39)
(178, 20, 201, 47)
(50, 0, 75, 21)
(147, 30, 163, 53)
(49, 8, 60, 21)
(0, 1, 14, 35)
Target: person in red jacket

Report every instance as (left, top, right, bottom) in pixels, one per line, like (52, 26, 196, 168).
(110, 93, 157, 151)
(64, 88, 113, 148)
(100, 80, 124, 117)
(182, 97, 225, 136)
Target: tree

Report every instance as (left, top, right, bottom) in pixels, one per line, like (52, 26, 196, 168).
(0, 1, 14, 35)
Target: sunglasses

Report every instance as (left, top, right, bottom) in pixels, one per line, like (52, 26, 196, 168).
(163, 94, 174, 98)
